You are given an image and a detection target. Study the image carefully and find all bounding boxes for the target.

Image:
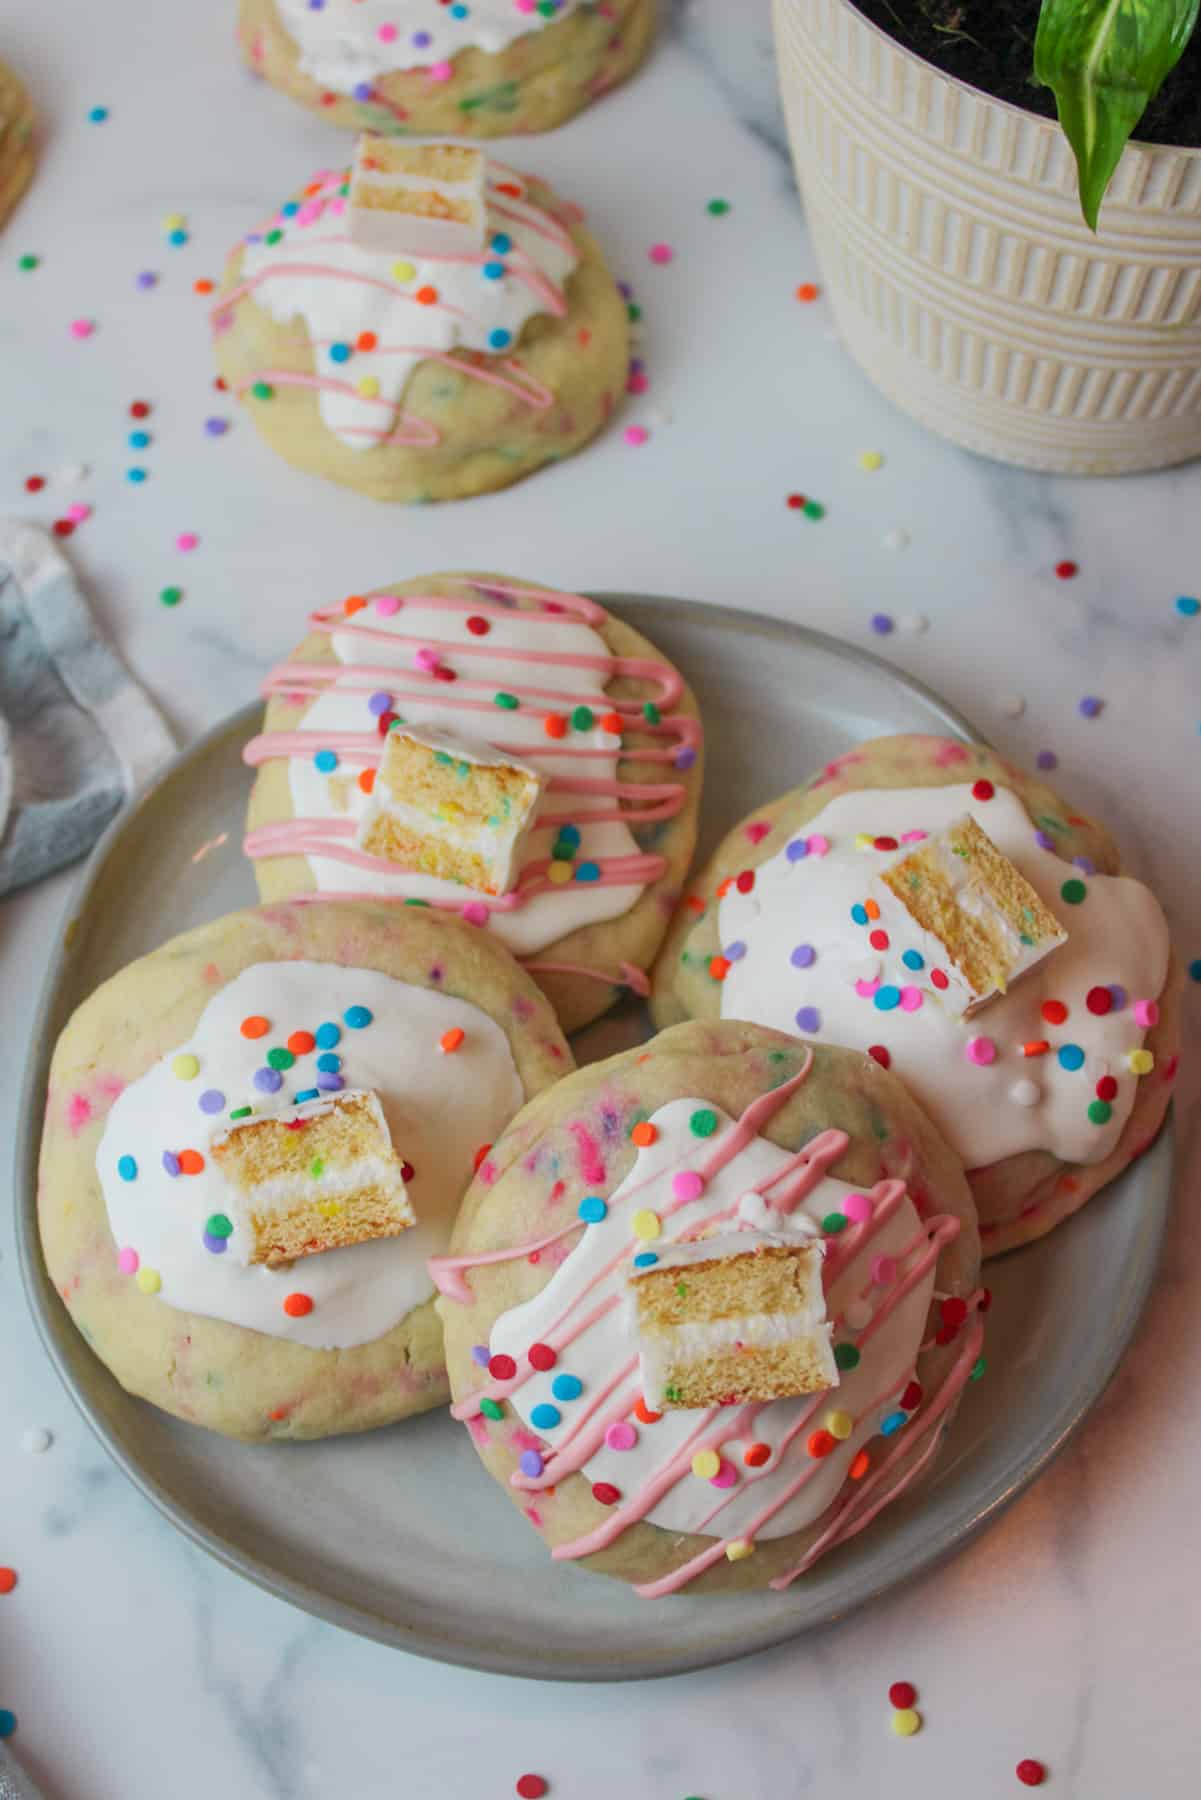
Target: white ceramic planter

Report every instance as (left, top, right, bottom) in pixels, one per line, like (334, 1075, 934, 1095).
(772, 0, 1201, 474)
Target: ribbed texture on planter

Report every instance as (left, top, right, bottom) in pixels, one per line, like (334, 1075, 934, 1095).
(773, 0, 1201, 473)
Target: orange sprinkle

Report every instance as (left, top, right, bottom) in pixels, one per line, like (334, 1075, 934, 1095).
(709, 955, 731, 981)
(440, 1027, 466, 1054)
(1041, 999, 1068, 1025)
(240, 1014, 270, 1039)
(193, 277, 214, 295)
(543, 713, 568, 739)
(356, 330, 378, 351)
(634, 1396, 662, 1424)
(177, 1149, 205, 1175)
(684, 895, 706, 914)
(577, 326, 592, 347)
(268, 1407, 289, 1422)
(303, 180, 323, 196)
(1057, 1174, 1081, 1194)
(849, 1449, 871, 1481)
(358, 768, 376, 795)
(744, 1442, 771, 1468)
(283, 1293, 313, 1318)
(715, 876, 733, 899)
(1022, 1040, 1051, 1058)
(343, 594, 366, 615)
(0, 1567, 17, 1594)
(600, 711, 623, 734)
(796, 282, 820, 302)
(496, 181, 524, 199)
(415, 284, 438, 305)
(807, 1429, 836, 1458)
(631, 1121, 658, 1148)
(287, 1030, 316, 1055)
(864, 898, 881, 920)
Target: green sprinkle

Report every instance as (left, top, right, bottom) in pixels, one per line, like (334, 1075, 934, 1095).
(266, 1047, 295, 1071)
(264, 229, 283, 245)
(1060, 878, 1087, 906)
(205, 1213, 233, 1239)
(706, 198, 730, 215)
(1088, 1099, 1113, 1124)
(18, 253, 39, 271)
(251, 381, 274, 400)
(1037, 815, 1067, 834)
(676, 1282, 688, 1298)
(309, 1157, 325, 1177)
(803, 500, 825, 520)
(821, 1211, 848, 1235)
(969, 1356, 987, 1382)
(689, 1108, 719, 1138)
(551, 841, 576, 862)
(571, 705, 594, 731)
(159, 586, 183, 608)
(494, 691, 519, 710)
(665, 1385, 682, 1402)
(834, 1342, 860, 1371)
(402, 897, 430, 907)
(434, 750, 454, 766)
(479, 1397, 504, 1421)
(627, 302, 642, 323)
(229, 1106, 252, 1120)
(643, 701, 661, 725)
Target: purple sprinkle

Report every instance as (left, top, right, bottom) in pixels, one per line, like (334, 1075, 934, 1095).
(674, 745, 697, 771)
(368, 690, 393, 716)
(254, 1066, 283, 1094)
(203, 1231, 228, 1255)
(1072, 855, 1096, 875)
(519, 1449, 544, 1478)
(1035, 830, 1056, 851)
(471, 1345, 491, 1367)
(136, 270, 158, 290)
(204, 417, 229, 436)
(630, 357, 645, 374)
(1078, 696, 1103, 719)
(723, 941, 747, 962)
(618, 280, 633, 299)
(411, 29, 432, 47)
(791, 944, 817, 969)
(795, 1005, 822, 1032)
(316, 1072, 344, 1092)
(1036, 751, 1058, 772)
(870, 613, 894, 635)
(1108, 984, 1128, 1011)
(352, 80, 374, 101)
(785, 837, 810, 863)
(198, 1089, 225, 1114)
(161, 1150, 181, 1177)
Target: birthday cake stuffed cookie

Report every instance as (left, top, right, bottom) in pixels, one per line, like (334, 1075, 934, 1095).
(38, 902, 570, 1440)
(243, 571, 704, 1034)
(652, 735, 1181, 1256)
(0, 59, 35, 230)
(238, 0, 656, 137)
(434, 1021, 983, 1594)
(212, 147, 629, 502)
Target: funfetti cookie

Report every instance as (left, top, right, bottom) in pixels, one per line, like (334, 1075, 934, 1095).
(211, 151, 628, 503)
(0, 60, 35, 231)
(238, 0, 656, 138)
(433, 1021, 982, 1596)
(652, 735, 1182, 1257)
(242, 571, 705, 1035)
(38, 902, 571, 1441)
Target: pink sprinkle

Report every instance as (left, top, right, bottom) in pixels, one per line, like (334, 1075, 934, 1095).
(377, 22, 397, 42)
(117, 1247, 139, 1275)
(807, 834, 830, 857)
(176, 532, 199, 552)
(649, 243, 674, 265)
(900, 829, 928, 843)
(1133, 998, 1159, 1027)
(605, 1422, 638, 1452)
(66, 502, 91, 523)
(710, 1458, 738, 1489)
(899, 985, 924, 1012)
(329, 195, 347, 217)
(516, 0, 536, 12)
(296, 203, 321, 227)
(66, 1091, 92, 1135)
(966, 1035, 997, 1066)
(69, 319, 95, 339)
(672, 1170, 705, 1203)
(744, 820, 771, 845)
(626, 372, 649, 395)
(461, 902, 488, 927)
(415, 646, 441, 671)
(871, 1254, 896, 1286)
(624, 425, 649, 447)
(429, 60, 453, 81)
(374, 595, 402, 616)
(843, 1193, 873, 1223)
(854, 978, 880, 999)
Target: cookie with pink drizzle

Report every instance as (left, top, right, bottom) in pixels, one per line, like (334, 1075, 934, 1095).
(652, 735, 1182, 1256)
(433, 1020, 981, 1595)
(237, 0, 655, 138)
(243, 571, 704, 1034)
(211, 157, 627, 502)
(38, 901, 570, 1441)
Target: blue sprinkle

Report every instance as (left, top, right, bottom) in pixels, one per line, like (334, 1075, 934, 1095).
(488, 327, 512, 350)
(294, 1087, 319, 1103)
(451, 2, 469, 17)
(161, 1150, 181, 1176)
(874, 985, 902, 1012)
(1189, 958, 1201, 982)
(198, 1089, 225, 1114)
(329, 342, 351, 363)
(1176, 594, 1200, 617)
(530, 1403, 561, 1431)
(850, 903, 868, 925)
(791, 943, 816, 969)
(482, 261, 505, 280)
(316, 1052, 341, 1073)
(880, 1409, 908, 1436)
(724, 941, 747, 962)
(88, 106, 109, 123)
(557, 824, 581, 847)
(491, 232, 513, 254)
(785, 837, 810, 862)
(344, 1005, 372, 1029)
(117, 1155, 138, 1181)
(315, 1022, 341, 1049)
(574, 862, 601, 883)
(1057, 1043, 1085, 1071)
(167, 228, 188, 247)
(551, 1373, 583, 1402)
(314, 749, 338, 772)
(352, 80, 374, 101)
(254, 1067, 283, 1094)
(128, 430, 150, 449)
(281, 201, 299, 217)
(578, 1196, 607, 1223)
(519, 1449, 544, 1478)
(632, 1251, 659, 1268)
(795, 1005, 821, 1033)
(126, 467, 147, 483)
(471, 1344, 491, 1367)
(902, 949, 924, 970)
(870, 613, 894, 636)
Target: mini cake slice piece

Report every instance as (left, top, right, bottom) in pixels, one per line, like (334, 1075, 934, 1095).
(209, 1089, 414, 1267)
(875, 813, 1067, 1016)
(627, 1231, 837, 1410)
(348, 136, 486, 257)
(357, 724, 544, 897)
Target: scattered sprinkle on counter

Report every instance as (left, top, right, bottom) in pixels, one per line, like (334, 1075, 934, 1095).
(1054, 560, 1078, 580)
(1016, 1759, 1048, 1786)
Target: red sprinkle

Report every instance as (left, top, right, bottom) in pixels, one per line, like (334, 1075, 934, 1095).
(401, 1160, 415, 1182)
(868, 1044, 891, 1069)
(979, 1287, 993, 1312)
(869, 929, 890, 951)
(1096, 1075, 1118, 1101)
(528, 1342, 557, 1372)
(465, 615, 490, 636)
(744, 1442, 771, 1467)
(889, 1680, 916, 1708)
(1016, 1760, 1047, 1787)
(930, 969, 949, 991)
(472, 1142, 492, 1172)
(488, 1353, 516, 1381)
(1055, 560, 1077, 580)
(592, 1481, 621, 1506)
(901, 1380, 923, 1411)
(1085, 986, 1112, 1015)
(515, 1779, 548, 1800)
(786, 493, 806, 509)
(377, 711, 399, 736)
(972, 779, 995, 801)
(283, 1293, 313, 1318)
(735, 869, 755, 894)
(940, 1297, 968, 1328)
(1041, 999, 1068, 1025)
(873, 835, 899, 851)
(129, 400, 151, 419)
(0, 1568, 17, 1595)
(52, 519, 75, 537)
(24, 475, 45, 492)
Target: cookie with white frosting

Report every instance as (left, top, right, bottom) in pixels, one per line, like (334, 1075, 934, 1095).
(652, 735, 1182, 1256)
(238, 0, 655, 137)
(243, 571, 705, 1034)
(38, 902, 571, 1440)
(211, 156, 628, 502)
(433, 1020, 981, 1595)
(0, 60, 35, 230)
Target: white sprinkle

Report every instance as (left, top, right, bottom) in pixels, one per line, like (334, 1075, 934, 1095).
(1010, 1080, 1041, 1108)
(22, 1427, 53, 1453)
(56, 462, 89, 484)
(898, 613, 929, 634)
(1000, 694, 1027, 718)
(882, 527, 910, 551)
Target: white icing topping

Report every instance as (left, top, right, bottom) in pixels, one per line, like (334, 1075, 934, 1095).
(489, 1097, 936, 1541)
(97, 962, 523, 1349)
(275, 0, 583, 91)
(229, 164, 578, 449)
(290, 598, 644, 953)
(718, 785, 1171, 1169)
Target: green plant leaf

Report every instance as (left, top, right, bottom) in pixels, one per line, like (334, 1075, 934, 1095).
(1034, 0, 1200, 229)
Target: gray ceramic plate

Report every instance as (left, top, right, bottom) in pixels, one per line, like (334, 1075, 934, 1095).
(15, 596, 1172, 1681)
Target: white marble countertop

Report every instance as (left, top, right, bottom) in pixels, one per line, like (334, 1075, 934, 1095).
(2, 3, 1199, 1796)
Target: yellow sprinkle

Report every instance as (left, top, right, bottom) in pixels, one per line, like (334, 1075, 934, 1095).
(632, 1209, 661, 1241)
(1127, 1048, 1154, 1075)
(172, 1053, 200, 1081)
(725, 1538, 755, 1562)
(135, 1268, 162, 1296)
(547, 862, 573, 885)
(357, 376, 380, 398)
(691, 1449, 720, 1481)
(317, 1201, 344, 1218)
(891, 1708, 922, 1738)
(162, 212, 186, 231)
(392, 260, 416, 282)
(858, 450, 884, 472)
(854, 832, 874, 850)
(826, 1409, 854, 1440)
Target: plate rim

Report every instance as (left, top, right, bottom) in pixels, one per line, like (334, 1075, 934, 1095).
(13, 593, 1172, 1681)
